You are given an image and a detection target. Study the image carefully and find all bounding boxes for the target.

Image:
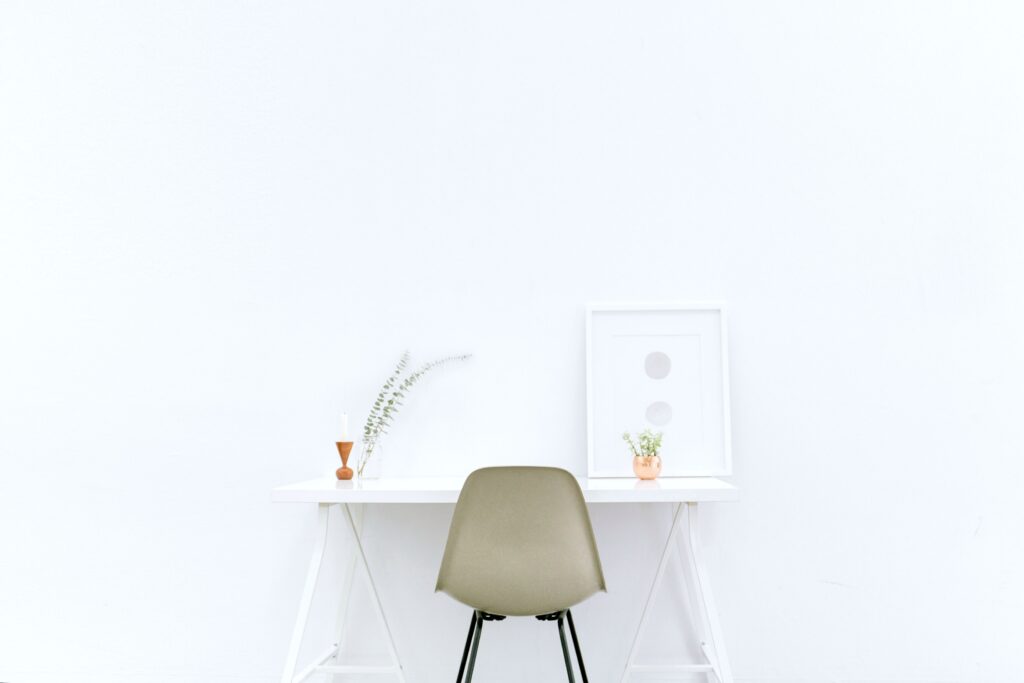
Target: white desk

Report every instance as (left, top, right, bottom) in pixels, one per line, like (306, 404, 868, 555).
(274, 476, 738, 683)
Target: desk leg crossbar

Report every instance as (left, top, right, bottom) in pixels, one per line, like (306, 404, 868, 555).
(621, 502, 733, 683)
(281, 503, 406, 683)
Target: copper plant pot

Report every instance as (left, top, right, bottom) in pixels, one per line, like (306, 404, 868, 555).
(633, 455, 662, 480)
(336, 441, 354, 480)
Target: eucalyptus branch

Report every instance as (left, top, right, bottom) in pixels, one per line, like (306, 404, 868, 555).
(358, 351, 472, 476)
(373, 355, 470, 441)
(363, 352, 409, 441)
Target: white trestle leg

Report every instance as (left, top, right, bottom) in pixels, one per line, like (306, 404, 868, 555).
(331, 504, 364, 683)
(281, 503, 405, 683)
(281, 504, 334, 683)
(339, 503, 406, 682)
(620, 502, 734, 683)
(682, 502, 733, 683)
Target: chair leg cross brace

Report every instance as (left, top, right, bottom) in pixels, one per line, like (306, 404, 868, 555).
(620, 502, 733, 683)
(281, 503, 406, 683)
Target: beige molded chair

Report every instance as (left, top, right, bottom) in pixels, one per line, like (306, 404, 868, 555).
(436, 466, 606, 682)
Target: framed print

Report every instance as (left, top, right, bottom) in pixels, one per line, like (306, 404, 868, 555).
(586, 303, 732, 478)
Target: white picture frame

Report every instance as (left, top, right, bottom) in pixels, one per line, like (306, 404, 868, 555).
(586, 302, 733, 478)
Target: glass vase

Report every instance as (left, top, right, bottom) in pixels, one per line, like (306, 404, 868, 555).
(357, 439, 384, 480)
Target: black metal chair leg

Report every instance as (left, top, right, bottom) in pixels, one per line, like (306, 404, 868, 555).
(456, 611, 478, 683)
(556, 611, 576, 683)
(565, 609, 589, 683)
(464, 610, 485, 683)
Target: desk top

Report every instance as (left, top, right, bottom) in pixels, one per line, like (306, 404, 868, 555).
(273, 476, 738, 504)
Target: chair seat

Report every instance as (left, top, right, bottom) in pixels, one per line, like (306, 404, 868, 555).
(441, 568, 601, 617)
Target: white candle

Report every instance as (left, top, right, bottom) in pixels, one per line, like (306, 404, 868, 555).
(341, 413, 350, 441)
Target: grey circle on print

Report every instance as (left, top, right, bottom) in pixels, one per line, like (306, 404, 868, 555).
(645, 401, 673, 426)
(644, 351, 672, 380)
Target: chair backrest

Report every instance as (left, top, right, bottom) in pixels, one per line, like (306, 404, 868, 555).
(436, 466, 606, 617)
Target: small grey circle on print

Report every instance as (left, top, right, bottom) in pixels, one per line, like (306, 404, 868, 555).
(644, 351, 672, 379)
(645, 401, 673, 426)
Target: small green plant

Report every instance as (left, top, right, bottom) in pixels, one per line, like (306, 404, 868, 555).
(622, 429, 663, 458)
(359, 350, 471, 476)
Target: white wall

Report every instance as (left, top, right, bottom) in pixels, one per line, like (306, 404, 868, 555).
(2, 1, 1023, 681)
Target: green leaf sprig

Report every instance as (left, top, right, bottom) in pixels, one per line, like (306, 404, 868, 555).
(358, 351, 471, 475)
(622, 428, 663, 458)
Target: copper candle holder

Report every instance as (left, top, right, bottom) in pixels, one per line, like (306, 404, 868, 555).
(336, 441, 354, 480)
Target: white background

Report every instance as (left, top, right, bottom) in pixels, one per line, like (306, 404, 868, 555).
(2, 1, 1023, 682)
